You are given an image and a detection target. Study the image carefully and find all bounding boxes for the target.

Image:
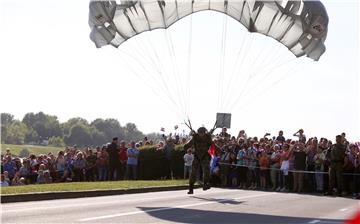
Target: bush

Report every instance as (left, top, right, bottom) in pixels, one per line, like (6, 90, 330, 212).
(138, 144, 185, 180)
(49, 136, 65, 147)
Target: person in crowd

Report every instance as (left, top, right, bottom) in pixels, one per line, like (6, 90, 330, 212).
(55, 151, 66, 181)
(107, 137, 120, 180)
(341, 132, 347, 145)
(220, 144, 232, 187)
(343, 144, 356, 194)
(236, 143, 248, 189)
(36, 164, 47, 184)
(126, 141, 140, 180)
(96, 146, 109, 181)
(163, 137, 176, 179)
(3, 155, 17, 181)
(259, 150, 269, 190)
(314, 145, 325, 193)
(321, 139, 331, 193)
(183, 149, 194, 179)
(291, 142, 306, 193)
(1, 174, 9, 187)
(19, 159, 31, 184)
(119, 140, 128, 180)
(305, 138, 317, 192)
(279, 144, 291, 192)
(352, 145, 360, 199)
(11, 172, 24, 186)
(270, 144, 281, 190)
(85, 149, 97, 181)
(293, 129, 306, 143)
(276, 131, 286, 144)
(72, 152, 86, 182)
(184, 127, 213, 194)
(326, 135, 346, 196)
(247, 141, 259, 190)
(237, 130, 248, 143)
(219, 127, 231, 140)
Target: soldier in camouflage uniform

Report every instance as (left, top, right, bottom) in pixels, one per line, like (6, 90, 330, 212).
(184, 127, 213, 194)
(328, 135, 346, 195)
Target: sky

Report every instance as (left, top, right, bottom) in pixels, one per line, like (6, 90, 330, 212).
(0, 0, 359, 142)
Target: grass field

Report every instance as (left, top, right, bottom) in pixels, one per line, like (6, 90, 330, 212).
(1, 180, 188, 195)
(1, 144, 64, 156)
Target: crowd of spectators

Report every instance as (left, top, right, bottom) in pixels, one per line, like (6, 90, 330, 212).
(1, 128, 359, 199)
(208, 128, 360, 199)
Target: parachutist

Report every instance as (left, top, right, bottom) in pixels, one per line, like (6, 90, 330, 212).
(184, 127, 213, 194)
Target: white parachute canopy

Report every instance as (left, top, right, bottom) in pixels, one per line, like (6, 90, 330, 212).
(88, 0, 328, 123)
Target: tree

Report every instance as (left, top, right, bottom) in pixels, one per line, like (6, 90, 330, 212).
(5, 121, 29, 144)
(64, 124, 92, 147)
(91, 118, 125, 141)
(62, 117, 89, 136)
(91, 128, 107, 146)
(124, 123, 144, 142)
(22, 112, 62, 143)
(1, 113, 14, 143)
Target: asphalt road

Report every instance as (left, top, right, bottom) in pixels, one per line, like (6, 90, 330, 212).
(2, 188, 359, 224)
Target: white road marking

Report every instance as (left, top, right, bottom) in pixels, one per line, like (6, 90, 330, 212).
(339, 208, 348, 212)
(79, 192, 276, 222)
(3, 189, 234, 213)
(308, 220, 320, 224)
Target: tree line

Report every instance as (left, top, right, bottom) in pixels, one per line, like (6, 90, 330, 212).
(1, 112, 147, 147)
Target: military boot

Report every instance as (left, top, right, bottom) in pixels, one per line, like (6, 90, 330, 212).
(187, 184, 194, 194)
(203, 182, 211, 191)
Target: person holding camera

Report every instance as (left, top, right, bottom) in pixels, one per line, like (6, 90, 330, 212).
(293, 129, 306, 143)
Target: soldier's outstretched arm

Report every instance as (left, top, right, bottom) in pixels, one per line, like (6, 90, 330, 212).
(184, 138, 194, 151)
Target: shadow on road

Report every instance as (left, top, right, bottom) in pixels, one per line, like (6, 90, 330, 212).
(137, 206, 343, 224)
(190, 196, 244, 205)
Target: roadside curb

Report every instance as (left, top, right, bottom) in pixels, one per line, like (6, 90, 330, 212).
(1, 185, 190, 203)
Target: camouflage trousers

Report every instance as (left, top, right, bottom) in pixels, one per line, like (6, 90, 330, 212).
(189, 156, 210, 186)
(329, 163, 343, 192)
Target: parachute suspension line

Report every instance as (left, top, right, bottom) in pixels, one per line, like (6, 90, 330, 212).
(217, 13, 228, 112)
(185, 14, 193, 118)
(123, 41, 177, 108)
(144, 34, 185, 117)
(222, 28, 250, 111)
(229, 41, 290, 105)
(233, 59, 301, 114)
(125, 38, 185, 119)
(225, 34, 255, 112)
(240, 59, 295, 101)
(162, 31, 186, 119)
(164, 29, 188, 119)
(228, 56, 298, 113)
(117, 49, 184, 120)
(132, 37, 162, 74)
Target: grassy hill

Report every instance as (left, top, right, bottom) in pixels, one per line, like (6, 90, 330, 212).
(1, 144, 64, 157)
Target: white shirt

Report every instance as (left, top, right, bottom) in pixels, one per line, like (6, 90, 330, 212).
(184, 153, 194, 166)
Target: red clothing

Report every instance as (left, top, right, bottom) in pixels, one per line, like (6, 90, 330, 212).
(119, 147, 128, 162)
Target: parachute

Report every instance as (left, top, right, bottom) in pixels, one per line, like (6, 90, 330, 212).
(89, 0, 328, 61)
(88, 0, 328, 126)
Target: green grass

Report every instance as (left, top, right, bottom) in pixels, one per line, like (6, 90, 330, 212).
(1, 144, 64, 156)
(1, 180, 188, 195)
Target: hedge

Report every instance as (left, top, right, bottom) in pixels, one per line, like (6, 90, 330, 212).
(138, 144, 185, 180)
